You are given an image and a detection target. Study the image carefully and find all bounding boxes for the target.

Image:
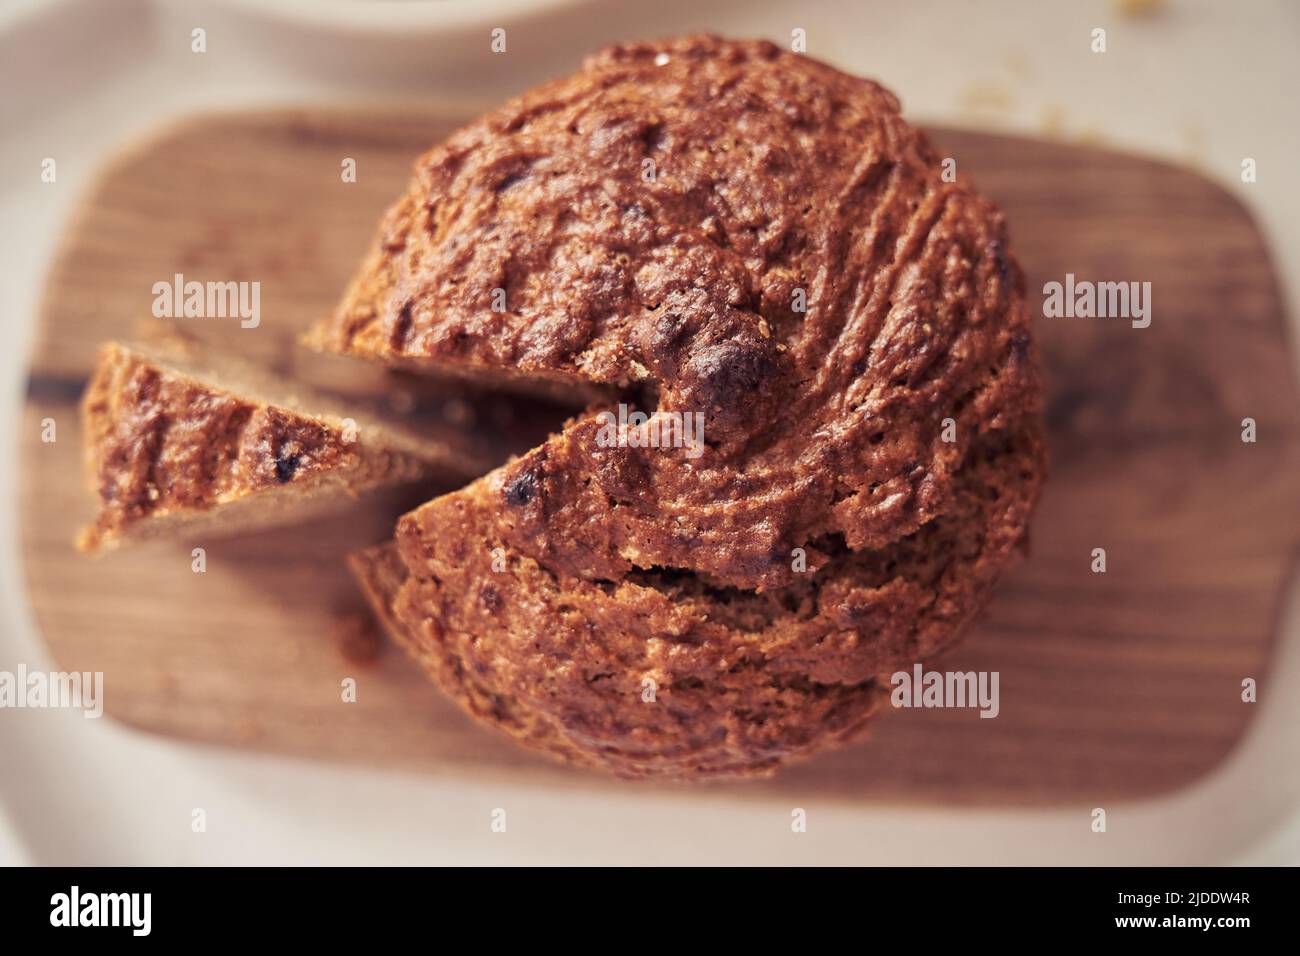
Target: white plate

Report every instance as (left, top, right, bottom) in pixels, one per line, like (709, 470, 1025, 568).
(3, 0, 1299, 866)
(191, 0, 588, 35)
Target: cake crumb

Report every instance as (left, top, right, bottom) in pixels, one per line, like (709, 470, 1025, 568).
(233, 716, 263, 741)
(337, 611, 383, 665)
(1113, 0, 1166, 18)
(1039, 103, 1067, 139)
(958, 80, 1015, 117)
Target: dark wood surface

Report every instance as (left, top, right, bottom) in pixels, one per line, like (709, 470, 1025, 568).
(20, 109, 1300, 804)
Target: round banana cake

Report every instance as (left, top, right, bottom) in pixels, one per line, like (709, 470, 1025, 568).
(323, 35, 1048, 778)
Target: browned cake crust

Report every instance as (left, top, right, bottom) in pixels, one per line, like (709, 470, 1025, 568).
(349, 543, 583, 766)
(78, 341, 479, 552)
(339, 35, 1047, 777)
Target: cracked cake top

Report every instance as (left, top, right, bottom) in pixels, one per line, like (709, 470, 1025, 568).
(332, 35, 1046, 776)
(316, 34, 1041, 593)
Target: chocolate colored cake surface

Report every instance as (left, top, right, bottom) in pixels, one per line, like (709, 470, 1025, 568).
(329, 35, 1046, 777)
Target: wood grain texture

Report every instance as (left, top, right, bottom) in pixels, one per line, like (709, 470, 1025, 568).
(20, 109, 1300, 804)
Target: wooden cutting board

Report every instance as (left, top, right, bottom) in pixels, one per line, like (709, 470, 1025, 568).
(21, 109, 1300, 805)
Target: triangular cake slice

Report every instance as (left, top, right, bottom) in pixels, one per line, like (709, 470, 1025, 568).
(78, 340, 494, 552)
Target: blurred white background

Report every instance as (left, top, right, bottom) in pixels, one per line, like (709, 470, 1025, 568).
(2, 0, 1298, 865)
